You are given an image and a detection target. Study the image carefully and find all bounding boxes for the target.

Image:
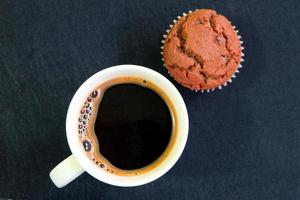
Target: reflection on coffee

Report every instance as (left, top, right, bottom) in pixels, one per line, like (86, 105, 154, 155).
(77, 77, 177, 176)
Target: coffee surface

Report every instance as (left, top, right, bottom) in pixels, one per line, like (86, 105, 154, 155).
(95, 84, 172, 170)
(77, 78, 177, 176)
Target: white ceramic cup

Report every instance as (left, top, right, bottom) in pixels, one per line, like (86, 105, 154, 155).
(49, 64, 189, 188)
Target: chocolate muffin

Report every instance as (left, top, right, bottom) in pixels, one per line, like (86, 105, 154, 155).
(162, 9, 244, 91)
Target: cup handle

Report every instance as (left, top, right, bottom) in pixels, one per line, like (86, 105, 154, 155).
(49, 155, 85, 188)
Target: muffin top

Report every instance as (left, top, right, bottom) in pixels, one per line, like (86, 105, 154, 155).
(163, 9, 242, 91)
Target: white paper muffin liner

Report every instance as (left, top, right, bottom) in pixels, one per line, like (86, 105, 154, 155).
(161, 9, 245, 93)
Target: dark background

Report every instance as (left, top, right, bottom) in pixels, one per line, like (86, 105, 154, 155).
(0, 0, 299, 199)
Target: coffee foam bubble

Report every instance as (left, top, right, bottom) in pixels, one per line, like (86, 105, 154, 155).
(78, 89, 115, 173)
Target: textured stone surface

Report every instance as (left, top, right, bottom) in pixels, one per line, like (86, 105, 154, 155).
(1, 0, 300, 199)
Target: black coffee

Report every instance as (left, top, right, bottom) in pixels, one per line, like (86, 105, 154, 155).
(94, 84, 172, 170)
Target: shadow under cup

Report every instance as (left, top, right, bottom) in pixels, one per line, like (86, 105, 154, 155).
(77, 76, 179, 177)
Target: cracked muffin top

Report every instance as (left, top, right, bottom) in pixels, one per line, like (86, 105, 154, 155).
(163, 9, 242, 91)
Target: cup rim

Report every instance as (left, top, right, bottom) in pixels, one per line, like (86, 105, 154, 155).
(66, 64, 189, 186)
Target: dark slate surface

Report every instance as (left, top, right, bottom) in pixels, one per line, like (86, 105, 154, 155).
(1, 0, 299, 199)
